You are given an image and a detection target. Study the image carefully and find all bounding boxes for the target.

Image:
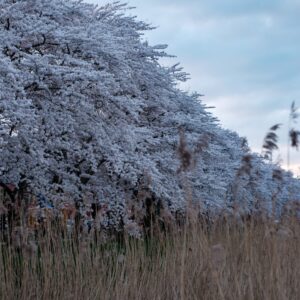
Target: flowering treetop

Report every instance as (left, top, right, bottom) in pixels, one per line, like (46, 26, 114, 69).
(0, 0, 299, 233)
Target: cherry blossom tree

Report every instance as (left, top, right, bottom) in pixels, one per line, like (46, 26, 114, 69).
(0, 0, 299, 233)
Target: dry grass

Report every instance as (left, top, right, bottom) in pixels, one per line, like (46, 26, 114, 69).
(0, 214, 299, 300)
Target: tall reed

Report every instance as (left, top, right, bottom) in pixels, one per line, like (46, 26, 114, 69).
(0, 213, 299, 300)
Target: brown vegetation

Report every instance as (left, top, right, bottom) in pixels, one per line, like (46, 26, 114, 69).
(0, 212, 299, 300)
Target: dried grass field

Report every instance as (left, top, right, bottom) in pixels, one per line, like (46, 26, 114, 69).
(0, 213, 299, 300)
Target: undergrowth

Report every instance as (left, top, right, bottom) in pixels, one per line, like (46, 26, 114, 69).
(0, 213, 299, 300)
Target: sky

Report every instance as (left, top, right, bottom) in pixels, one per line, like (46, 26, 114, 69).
(88, 0, 300, 175)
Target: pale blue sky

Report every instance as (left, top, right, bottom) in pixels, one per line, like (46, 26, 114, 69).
(88, 0, 300, 174)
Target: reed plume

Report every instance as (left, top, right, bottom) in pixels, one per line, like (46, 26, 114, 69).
(262, 124, 281, 162)
(287, 101, 300, 169)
